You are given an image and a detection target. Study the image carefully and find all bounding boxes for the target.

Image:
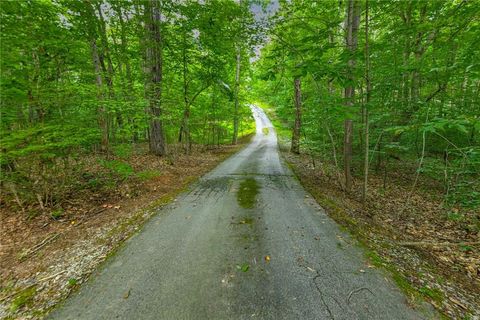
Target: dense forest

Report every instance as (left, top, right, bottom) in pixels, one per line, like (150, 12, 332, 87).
(1, 0, 480, 318)
(2, 0, 478, 213)
(253, 0, 480, 208)
(1, 0, 258, 212)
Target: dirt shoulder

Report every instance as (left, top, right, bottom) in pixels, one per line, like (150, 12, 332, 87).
(282, 151, 479, 320)
(0, 141, 249, 319)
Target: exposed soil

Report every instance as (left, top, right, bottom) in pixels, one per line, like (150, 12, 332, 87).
(282, 150, 480, 319)
(0, 141, 249, 319)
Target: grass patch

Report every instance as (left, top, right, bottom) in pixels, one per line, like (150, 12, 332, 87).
(9, 286, 36, 313)
(136, 170, 161, 181)
(237, 178, 260, 209)
(67, 278, 78, 287)
(364, 248, 425, 304)
(419, 286, 445, 304)
(262, 127, 269, 135)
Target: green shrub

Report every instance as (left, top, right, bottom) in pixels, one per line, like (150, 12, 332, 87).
(136, 170, 161, 181)
(100, 159, 134, 180)
(112, 144, 133, 159)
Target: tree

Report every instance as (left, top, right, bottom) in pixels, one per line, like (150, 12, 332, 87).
(291, 77, 302, 154)
(0, 0, 259, 212)
(144, 0, 166, 156)
(362, 0, 371, 204)
(82, 1, 110, 152)
(343, 0, 361, 192)
(232, 45, 241, 145)
(252, 0, 479, 208)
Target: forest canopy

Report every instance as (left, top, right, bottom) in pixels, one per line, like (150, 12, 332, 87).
(0, 0, 479, 212)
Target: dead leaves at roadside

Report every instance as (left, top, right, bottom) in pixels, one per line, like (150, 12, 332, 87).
(102, 204, 121, 210)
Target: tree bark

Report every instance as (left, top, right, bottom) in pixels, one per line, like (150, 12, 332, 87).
(178, 31, 191, 150)
(145, 0, 166, 156)
(410, 3, 427, 105)
(232, 46, 241, 145)
(291, 77, 302, 154)
(91, 39, 109, 152)
(343, 0, 361, 192)
(400, 2, 412, 111)
(95, 2, 114, 94)
(83, 2, 109, 152)
(114, 3, 133, 92)
(96, 2, 122, 135)
(362, 0, 371, 205)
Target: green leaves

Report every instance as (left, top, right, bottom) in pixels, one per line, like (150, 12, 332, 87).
(1, 124, 99, 164)
(237, 263, 250, 272)
(421, 118, 471, 135)
(99, 160, 134, 181)
(252, 0, 480, 209)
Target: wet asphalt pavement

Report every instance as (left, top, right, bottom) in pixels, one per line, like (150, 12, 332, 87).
(50, 106, 434, 319)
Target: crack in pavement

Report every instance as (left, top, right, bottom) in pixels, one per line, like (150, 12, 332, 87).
(313, 273, 335, 320)
(295, 257, 336, 320)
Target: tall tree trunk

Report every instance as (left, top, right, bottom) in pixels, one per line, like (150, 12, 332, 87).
(83, 2, 109, 152)
(401, 2, 412, 113)
(145, 0, 166, 156)
(362, 0, 371, 205)
(232, 46, 241, 145)
(95, 2, 115, 97)
(343, 0, 361, 192)
(291, 77, 302, 154)
(113, 2, 136, 141)
(91, 39, 109, 152)
(114, 3, 133, 92)
(96, 2, 121, 134)
(178, 31, 190, 149)
(28, 52, 45, 123)
(410, 4, 427, 106)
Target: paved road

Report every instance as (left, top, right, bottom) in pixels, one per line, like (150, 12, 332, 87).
(50, 106, 433, 320)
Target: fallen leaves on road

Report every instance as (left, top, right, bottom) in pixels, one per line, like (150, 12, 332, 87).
(237, 263, 250, 272)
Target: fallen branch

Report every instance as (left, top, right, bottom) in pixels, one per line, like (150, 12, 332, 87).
(20, 233, 60, 261)
(400, 241, 480, 247)
(88, 207, 107, 215)
(38, 270, 67, 282)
